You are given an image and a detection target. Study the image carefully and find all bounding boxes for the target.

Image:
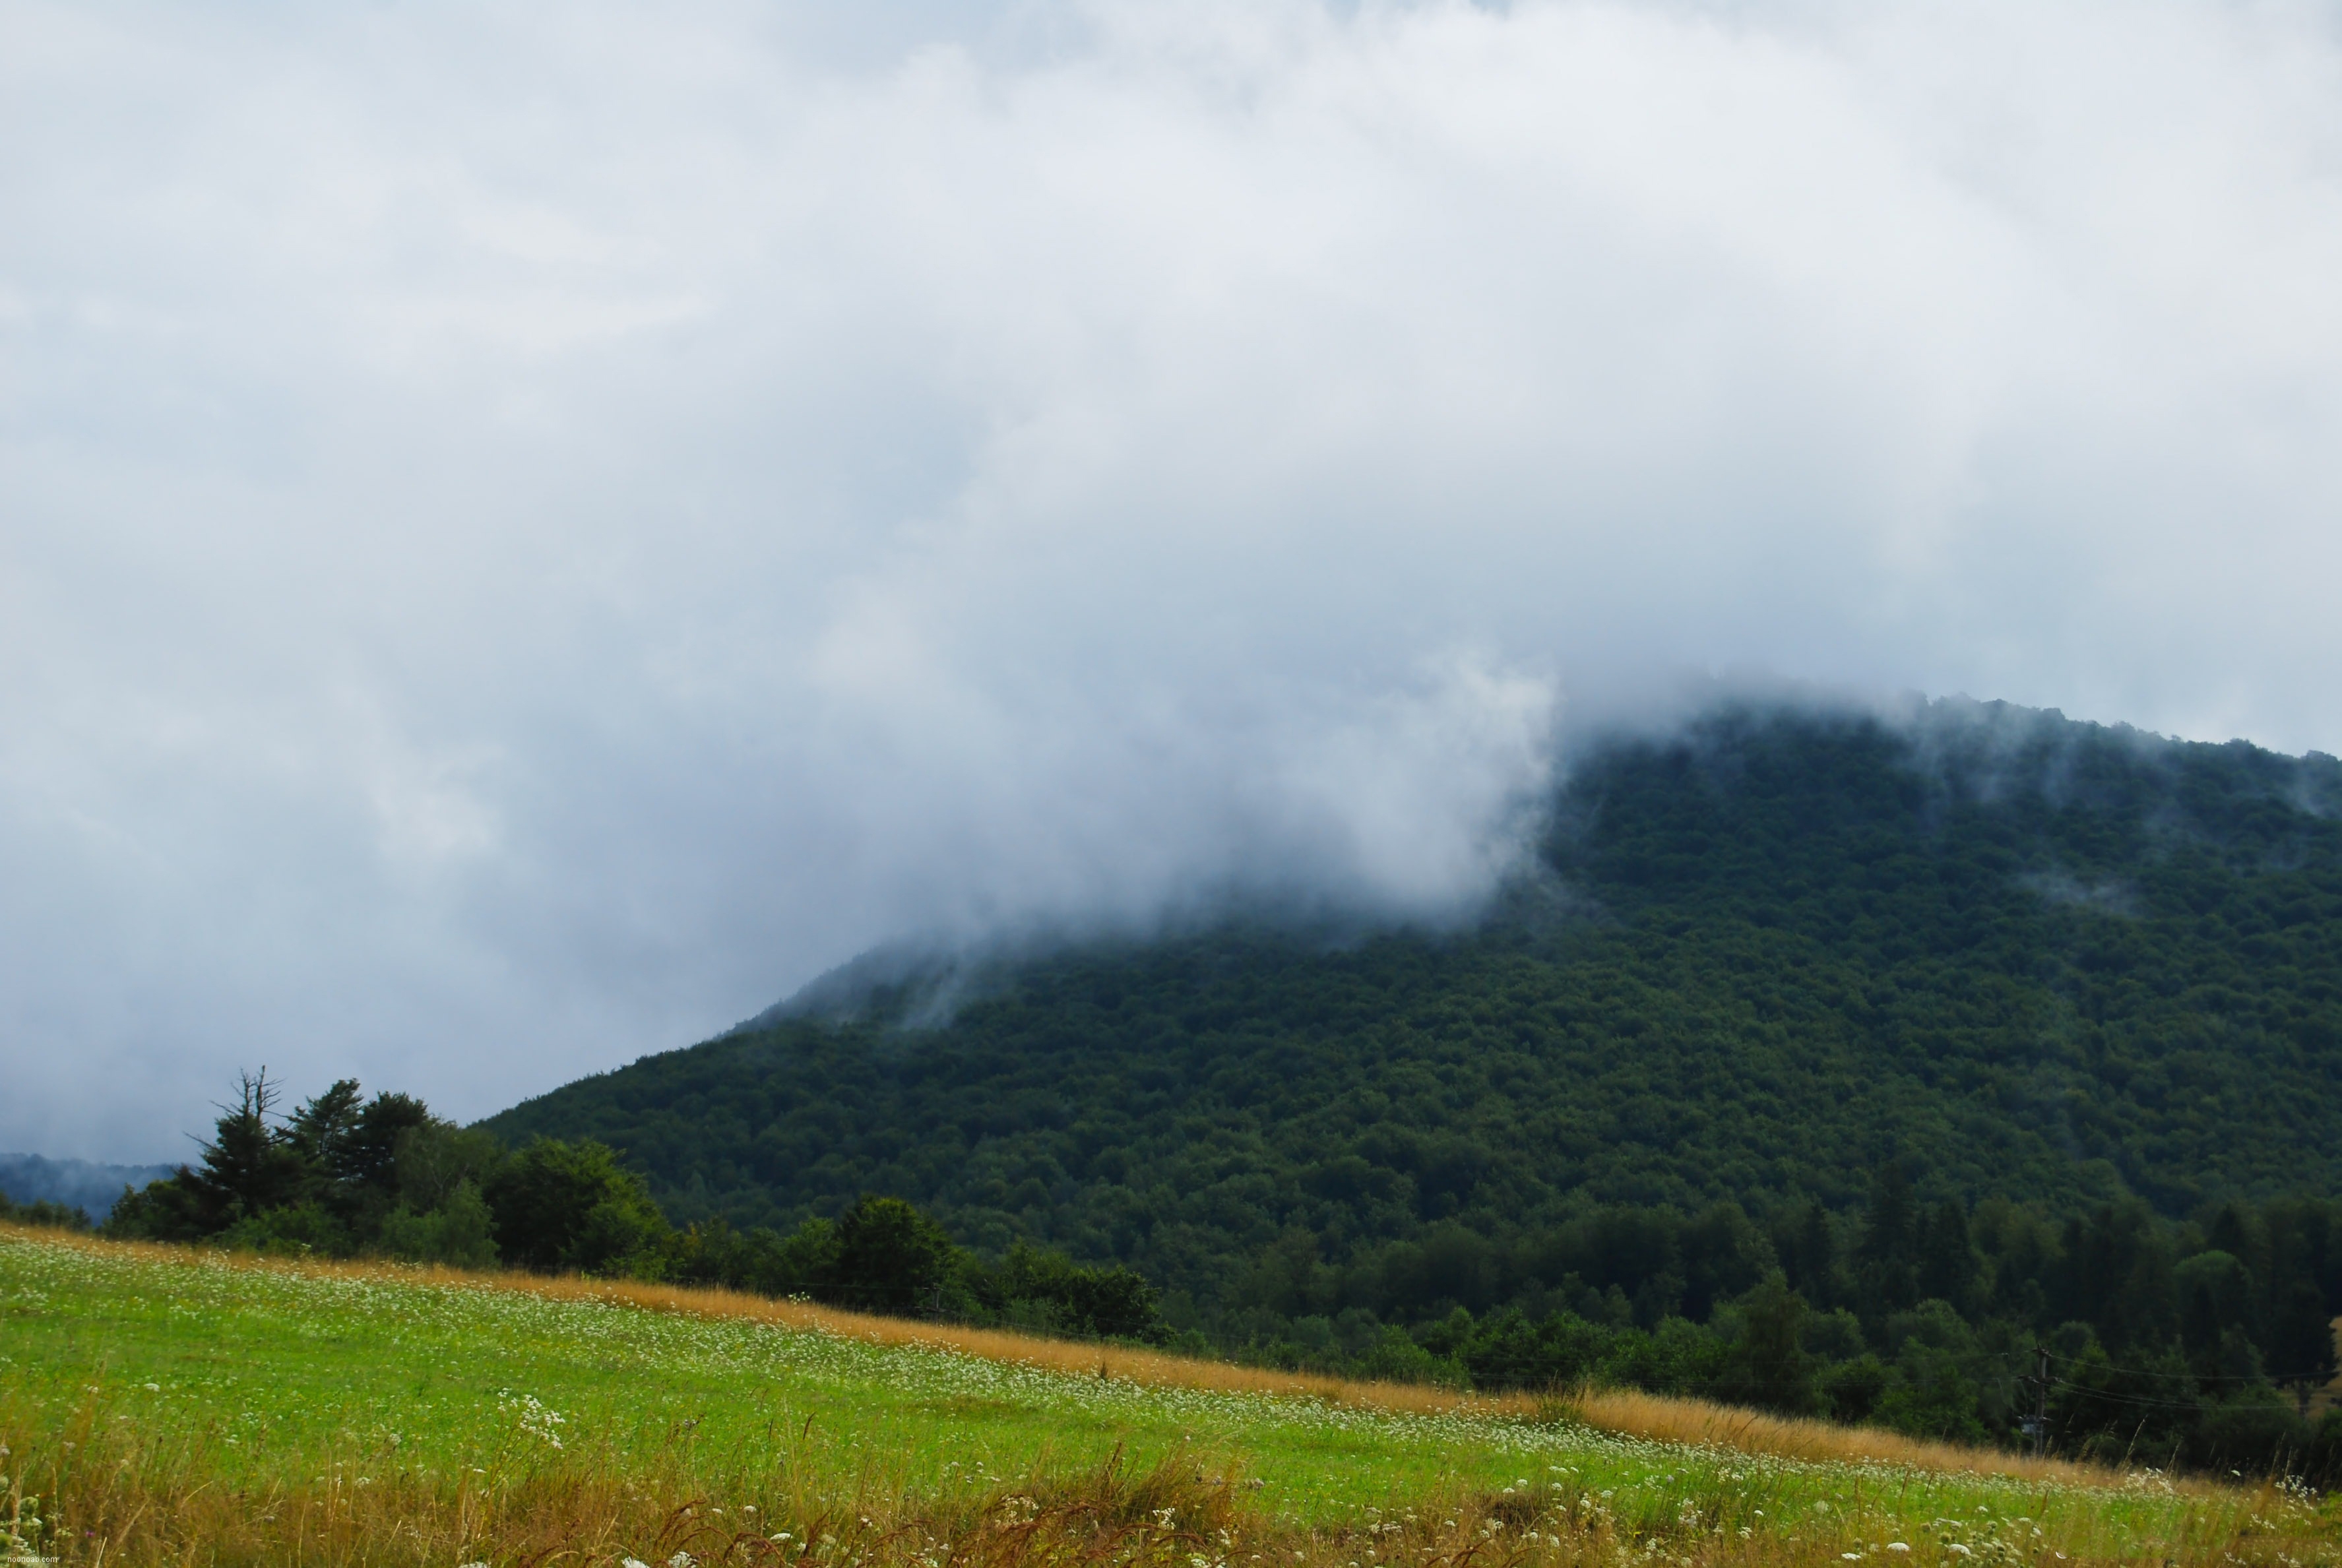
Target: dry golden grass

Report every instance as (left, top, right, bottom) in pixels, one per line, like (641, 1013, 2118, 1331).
(0, 1224, 2167, 1493)
(7, 1391, 2326, 1568)
(1563, 1387, 2124, 1488)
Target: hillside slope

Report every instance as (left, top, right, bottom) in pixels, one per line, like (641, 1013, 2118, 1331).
(14, 1228, 2308, 1568)
(486, 698, 2342, 1312)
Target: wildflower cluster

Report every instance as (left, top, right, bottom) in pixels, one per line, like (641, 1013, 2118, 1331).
(497, 1391, 568, 1449)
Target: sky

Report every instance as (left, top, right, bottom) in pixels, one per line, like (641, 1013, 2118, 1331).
(7, 0, 2342, 1160)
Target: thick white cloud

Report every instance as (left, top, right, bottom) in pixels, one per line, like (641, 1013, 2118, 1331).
(5, 0, 2342, 1156)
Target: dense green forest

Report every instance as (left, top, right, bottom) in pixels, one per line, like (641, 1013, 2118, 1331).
(479, 697, 2342, 1469)
(94, 1072, 1157, 1339)
(490, 699, 2342, 1255)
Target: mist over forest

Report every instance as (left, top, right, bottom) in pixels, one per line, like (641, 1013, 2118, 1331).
(15, 0, 2342, 1160)
(46, 690, 2342, 1474)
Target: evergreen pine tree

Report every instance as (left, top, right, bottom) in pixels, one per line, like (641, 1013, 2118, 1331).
(1854, 1162, 1919, 1319)
(1775, 1198, 1837, 1309)
(286, 1080, 364, 1181)
(188, 1070, 311, 1226)
(1915, 1199, 1979, 1311)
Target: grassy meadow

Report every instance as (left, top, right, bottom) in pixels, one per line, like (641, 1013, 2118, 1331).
(3, 1226, 2335, 1568)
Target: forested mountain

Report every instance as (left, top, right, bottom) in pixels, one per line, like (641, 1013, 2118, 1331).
(484, 697, 2342, 1461)
(491, 697, 2342, 1253)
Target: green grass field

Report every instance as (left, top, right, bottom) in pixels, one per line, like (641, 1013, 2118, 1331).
(2, 1231, 2335, 1568)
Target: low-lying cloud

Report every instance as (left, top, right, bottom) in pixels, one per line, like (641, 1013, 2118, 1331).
(7, 0, 2342, 1156)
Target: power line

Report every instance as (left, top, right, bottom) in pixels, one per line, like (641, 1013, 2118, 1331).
(2048, 1379, 2245, 1411)
(2043, 1348, 2306, 1385)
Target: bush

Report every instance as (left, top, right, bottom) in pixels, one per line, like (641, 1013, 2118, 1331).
(1821, 1354, 1891, 1424)
(2192, 1391, 2308, 1478)
(1602, 1317, 1730, 1397)
(1358, 1325, 1466, 1387)
(0, 1189, 92, 1232)
(1877, 1344, 1988, 1443)
(483, 1138, 672, 1275)
(987, 1240, 1161, 1338)
(1455, 1307, 1608, 1391)
(827, 1195, 955, 1315)
(377, 1180, 499, 1269)
(1714, 1273, 1821, 1415)
(216, 1203, 348, 1257)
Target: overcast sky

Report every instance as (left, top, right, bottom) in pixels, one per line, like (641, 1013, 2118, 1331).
(7, 0, 2342, 1160)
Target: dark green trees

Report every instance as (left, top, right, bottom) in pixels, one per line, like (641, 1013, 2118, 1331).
(94, 1071, 1164, 1347)
(827, 1195, 956, 1315)
(660, 1199, 1163, 1337)
(982, 1239, 1160, 1338)
(0, 1189, 92, 1231)
(108, 1074, 541, 1269)
(195, 1071, 314, 1222)
(483, 1138, 671, 1276)
(1715, 1273, 1820, 1414)
(2269, 1280, 2341, 1414)
(106, 1071, 334, 1243)
(1916, 1201, 1980, 1314)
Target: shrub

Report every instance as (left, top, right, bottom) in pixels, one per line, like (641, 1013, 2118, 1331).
(377, 1179, 499, 1269)
(483, 1138, 672, 1275)
(828, 1195, 955, 1315)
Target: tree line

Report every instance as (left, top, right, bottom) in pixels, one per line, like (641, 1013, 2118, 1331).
(1170, 1162, 2342, 1482)
(32, 1065, 2342, 1481)
(92, 1071, 1158, 1340)
(0, 1189, 90, 1231)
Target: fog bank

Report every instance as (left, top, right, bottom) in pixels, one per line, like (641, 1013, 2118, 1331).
(7, 0, 2342, 1155)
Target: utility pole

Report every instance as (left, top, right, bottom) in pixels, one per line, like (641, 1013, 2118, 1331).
(2019, 1345, 2051, 1459)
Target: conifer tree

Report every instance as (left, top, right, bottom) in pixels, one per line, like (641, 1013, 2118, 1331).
(1916, 1199, 1980, 1311)
(187, 1070, 311, 1225)
(1854, 1162, 1919, 1319)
